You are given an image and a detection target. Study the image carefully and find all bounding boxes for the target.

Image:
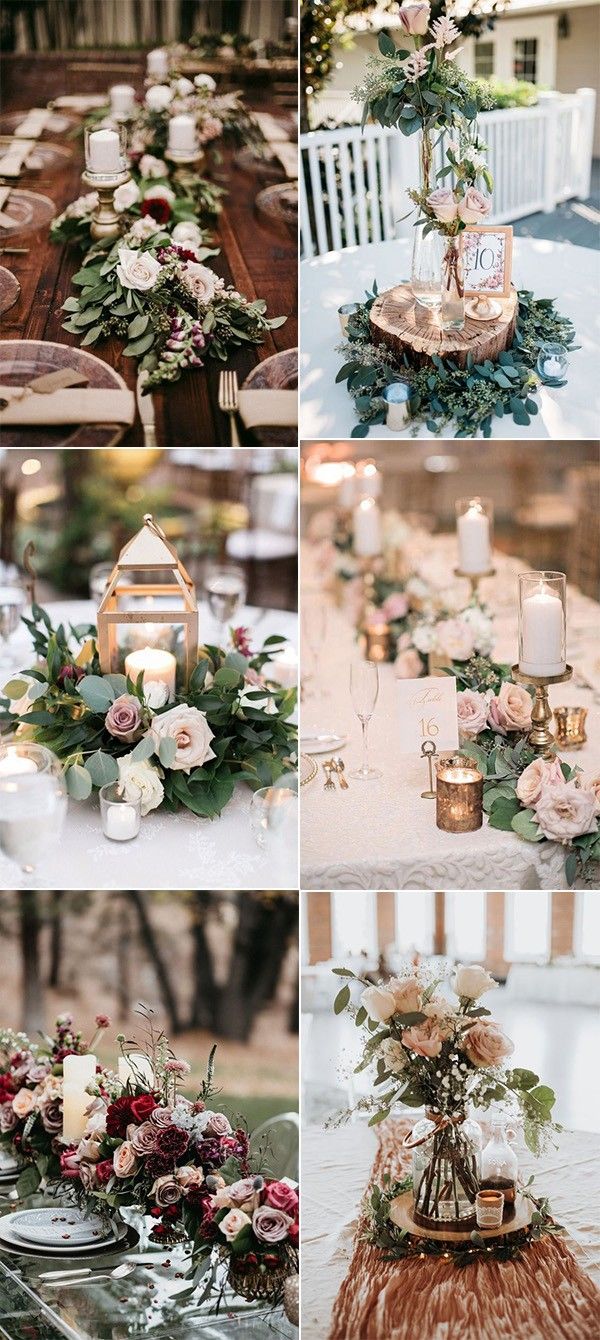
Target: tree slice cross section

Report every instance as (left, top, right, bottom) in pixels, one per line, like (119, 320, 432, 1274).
(369, 283, 518, 370)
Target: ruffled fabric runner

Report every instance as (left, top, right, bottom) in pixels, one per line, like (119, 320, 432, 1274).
(328, 1118, 600, 1340)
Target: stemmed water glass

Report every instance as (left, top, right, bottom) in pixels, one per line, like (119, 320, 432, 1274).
(349, 660, 381, 780)
(0, 767, 68, 875)
(0, 564, 26, 671)
(301, 601, 327, 702)
(204, 563, 247, 648)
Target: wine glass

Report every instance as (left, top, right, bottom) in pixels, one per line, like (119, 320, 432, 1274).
(0, 565, 26, 671)
(301, 601, 327, 702)
(349, 660, 381, 780)
(0, 768, 68, 875)
(204, 563, 247, 647)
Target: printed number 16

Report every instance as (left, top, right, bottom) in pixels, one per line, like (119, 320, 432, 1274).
(420, 717, 439, 736)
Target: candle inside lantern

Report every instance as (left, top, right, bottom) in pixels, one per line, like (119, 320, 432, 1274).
(436, 756, 483, 833)
(125, 647, 176, 697)
(110, 84, 135, 117)
(457, 499, 491, 575)
(168, 114, 197, 155)
(0, 749, 37, 777)
(87, 128, 122, 174)
(475, 1189, 504, 1231)
(519, 581, 565, 678)
(353, 497, 382, 557)
(147, 47, 169, 78)
(62, 1053, 96, 1144)
(118, 1053, 154, 1088)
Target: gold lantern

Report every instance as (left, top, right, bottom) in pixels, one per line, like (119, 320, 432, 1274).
(97, 515, 198, 690)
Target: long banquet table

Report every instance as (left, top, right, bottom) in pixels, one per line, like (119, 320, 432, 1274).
(0, 599, 298, 892)
(0, 51, 297, 449)
(300, 539, 600, 890)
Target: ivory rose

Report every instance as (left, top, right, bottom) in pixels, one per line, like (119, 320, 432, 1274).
(150, 704, 216, 773)
(380, 1037, 408, 1072)
(436, 617, 475, 662)
(533, 781, 599, 843)
(182, 262, 222, 305)
(458, 188, 492, 224)
(117, 755, 164, 815)
(488, 682, 532, 734)
(144, 183, 175, 206)
(175, 77, 195, 96)
(113, 180, 140, 212)
(394, 647, 423, 679)
(116, 246, 162, 292)
(143, 680, 170, 711)
(462, 1019, 514, 1067)
(195, 73, 217, 92)
(171, 221, 204, 252)
(144, 85, 173, 110)
(388, 975, 421, 1014)
(113, 1141, 139, 1178)
(403, 1018, 445, 1058)
(456, 689, 489, 739)
(516, 756, 564, 808)
(452, 964, 498, 1000)
(127, 216, 162, 243)
(12, 1087, 35, 1118)
(426, 187, 458, 224)
(398, 3, 430, 37)
(139, 154, 168, 179)
(360, 984, 397, 1023)
(583, 775, 600, 803)
(219, 1208, 251, 1242)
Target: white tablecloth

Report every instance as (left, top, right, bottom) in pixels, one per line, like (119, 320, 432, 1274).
(300, 543, 600, 890)
(0, 600, 298, 891)
(300, 237, 600, 439)
(505, 962, 600, 1006)
(301, 1122, 600, 1340)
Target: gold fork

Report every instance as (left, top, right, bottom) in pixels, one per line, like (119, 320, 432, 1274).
(322, 761, 336, 792)
(218, 369, 241, 447)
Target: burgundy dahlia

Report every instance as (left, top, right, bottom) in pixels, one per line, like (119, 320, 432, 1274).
(141, 197, 172, 224)
(105, 1096, 134, 1138)
(145, 1152, 174, 1180)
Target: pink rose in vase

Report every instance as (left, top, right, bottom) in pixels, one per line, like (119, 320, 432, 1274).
(426, 187, 458, 225)
(458, 188, 492, 224)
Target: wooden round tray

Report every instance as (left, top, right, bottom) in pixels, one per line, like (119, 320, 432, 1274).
(389, 1190, 532, 1243)
(0, 267, 20, 315)
(369, 283, 517, 371)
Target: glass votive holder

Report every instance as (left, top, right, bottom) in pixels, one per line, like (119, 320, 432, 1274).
(100, 783, 141, 842)
(475, 1189, 504, 1231)
(338, 303, 361, 335)
(250, 785, 297, 850)
(436, 754, 483, 832)
(553, 705, 588, 749)
(537, 342, 568, 386)
(382, 382, 411, 431)
(455, 496, 493, 576)
(0, 741, 55, 777)
(518, 571, 566, 679)
(363, 622, 391, 663)
(0, 770, 67, 872)
(84, 123, 127, 179)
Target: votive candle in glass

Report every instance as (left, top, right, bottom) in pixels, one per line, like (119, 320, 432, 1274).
(84, 125, 125, 176)
(383, 382, 411, 431)
(553, 705, 588, 749)
(0, 742, 54, 776)
(100, 783, 141, 842)
(168, 114, 197, 156)
(124, 646, 176, 698)
(518, 571, 566, 678)
(338, 302, 361, 334)
(537, 342, 568, 385)
(456, 496, 493, 575)
(475, 1189, 504, 1231)
(109, 83, 136, 119)
(436, 755, 483, 832)
(363, 621, 390, 663)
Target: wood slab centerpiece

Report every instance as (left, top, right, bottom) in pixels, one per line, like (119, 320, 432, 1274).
(369, 283, 518, 371)
(389, 1188, 533, 1244)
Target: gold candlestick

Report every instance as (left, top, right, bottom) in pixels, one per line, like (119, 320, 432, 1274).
(81, 167, 130, 241)
(511, 664, 573, 758)
(454, 566, 496, 601)
(165, 148, 205, 185)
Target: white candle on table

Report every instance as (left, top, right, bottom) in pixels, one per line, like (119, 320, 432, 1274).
(338, 471, 356, 509)
(0, 749, 37, 777)
(125, 647, 176, 697)
(62, 1054, 96, 1144)
(87, 128, 121, 174)
(147, 48, 169, 78)
(457, 501, 490, 574)
(355, 461, 382, 500)
(118, 1053, 154, 1087)
(168, 114, 197, 154)
(110, 84, 135, 117)
(269, 645, 298, 689)
(520, 583, 565, 677)
(104, 803, 138, 841)
(353, 497, 382, 557)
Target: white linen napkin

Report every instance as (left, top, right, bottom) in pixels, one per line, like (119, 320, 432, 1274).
(13, 109, 52, 139)
(237, 389, 297, 429)
(0, 139, 36, 177)
(0, 387, 135, 426)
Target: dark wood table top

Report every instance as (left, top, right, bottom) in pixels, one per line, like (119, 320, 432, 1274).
(0, 51, 298, 448)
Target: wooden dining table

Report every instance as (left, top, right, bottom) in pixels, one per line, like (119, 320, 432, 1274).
(0, 51, 298, 449)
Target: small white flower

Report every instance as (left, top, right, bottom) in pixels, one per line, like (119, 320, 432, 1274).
(139, 153, 169, 179)
(113, 179, 140, 213)
(143, 680, 170, 711)
(195, 74, 216, 92)
(117, 755, 164, 815)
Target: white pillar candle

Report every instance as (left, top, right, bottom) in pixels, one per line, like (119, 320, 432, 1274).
(104, 804, 139, 841)
(0, 749, 37, 777)
(62, 1054, 96, 1144)
(457, 502, 491, 574)
(118, 1053, 154, 1088)
(168, 114, 197, 154)
(355, 461, 382, 500)
(353, 497, 382, 557)
(147, 48, 169, 79)
(110, 84, 135, 117)
(125, 647, 176, 697)
(338, 471, 356, 509)
(87, 128, 121, 174)
(520, 584, 565, 677)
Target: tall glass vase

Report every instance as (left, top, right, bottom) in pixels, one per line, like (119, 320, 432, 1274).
(411, 225, 442, 312)
(407, 1110, 482, 1229)
(441, 236, 465, 331)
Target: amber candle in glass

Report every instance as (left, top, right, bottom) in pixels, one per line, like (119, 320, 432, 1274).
(363, 622, 390, 663)
(436, 755, 483, 832)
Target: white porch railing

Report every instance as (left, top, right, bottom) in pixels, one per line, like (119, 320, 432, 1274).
(299, 88, 596, 258)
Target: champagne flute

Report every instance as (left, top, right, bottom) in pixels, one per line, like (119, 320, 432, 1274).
(349, 660, 381, 780)
(0, 566, 25, 671)
(204, 564, 247, 648)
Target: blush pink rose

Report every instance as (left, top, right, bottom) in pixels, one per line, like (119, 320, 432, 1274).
(12, 1088, 35, 1119)
(129, 1120, 158, 1155)
(398, 3, 431, 37)
(382, 592, 409, 621)
(0, 1102, 18, 1132)
(533, 781, 600, 843)
(456, 689, 489, 740)
(458, 188, 492, 224)
(462, 1019, 514, 1067)
(204, 1112, 232, 1138)
(113, 1141, 139, 1178)
(394, 648, 424, 679)
(403, 1018, 445, 1058)
(583, 775, 600, 803)
(219, 1207, 251, 1242)
(426, 187, 458, 224)
(488, 682, 532, 735)
(516, 755, 564, 808)
(387, 975, 422, 1015)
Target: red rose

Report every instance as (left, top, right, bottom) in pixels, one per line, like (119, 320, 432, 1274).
(95, 1160, 114, 1186)
(288, 1222, 299, 1245)
(149, 1206, 162, 1219)
(106, 1096, 134, 1138)
(141, 198, 171, 224)
(130, 1093, 157, 1123)
(264, 1181, 299, 1217)
(155, 1125, 189, 1159)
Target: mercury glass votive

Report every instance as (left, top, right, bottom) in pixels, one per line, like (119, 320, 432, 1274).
(436, 755, 483, 832)
(338, 302, 361, 334)
(537, 342, 568, 386)
(475, 1189, 504, 1231)
(383, 382, 411, 431)
(363, 622, 391, 663)
(553, 705, 588, 749)
(100, 783, 141, 842)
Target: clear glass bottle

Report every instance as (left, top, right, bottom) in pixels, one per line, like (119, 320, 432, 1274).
(480, 1122, 518, 1219)
(441, 235, 465, 331)
(411, 224, 443, 312)
(408, 1110, 482, 1227)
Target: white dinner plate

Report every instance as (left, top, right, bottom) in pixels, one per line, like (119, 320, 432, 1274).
(300, 731, 348, 756)
(10, 1207, 113, 1247)
(0, 1211, 128, 1258)
(0, 1152, 21, 1174)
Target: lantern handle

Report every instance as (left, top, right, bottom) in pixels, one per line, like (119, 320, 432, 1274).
(143, 513, 169, 544)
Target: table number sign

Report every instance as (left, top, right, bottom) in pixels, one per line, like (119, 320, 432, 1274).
(462, 225, 513, 298)
(397, 677, 459, 755)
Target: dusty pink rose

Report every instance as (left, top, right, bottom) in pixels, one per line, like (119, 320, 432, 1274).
(398, 3, 430, 37)
(382, 592, 409, 621)
(426, 187, 458, 224)
(436, 617, 475, 662)
(0, 1102, 17, 1133)
(204, 1112, 232, 1138)
(387, 975, 422, 1015)
(78, 1161, 98, 1191)
(12, 1088, 35, 1119)
(516, 756, 564, 808)
(150, 1105, 174, 1129)
(462, 1019, 514, 1067)
(219, 1207, 251, 1241)
(151, 1173, 182, 1206)
(403, 1018, 445, 1058)
(39, 1098, 62, 1133)
(177, 1165, 205, 1192)
(394, 647, 423, 679)
(456, 689, 489, 740)
(105, 694, 143, 743)
(488, 682, 532, 735)
(458, 188, 492, 224)
(252, 1205, 292, 1244)
(264, 1181, 299, 1216)
(199, 115, 223, 144)
(129, 1120, 158, 1156)
(533, 781, 600, 843)
(113, 1141, 139, 1178)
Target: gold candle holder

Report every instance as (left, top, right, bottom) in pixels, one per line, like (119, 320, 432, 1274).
(81, 166, 131, 241)
(165, 148, 205, 183)
(553, 705, 588, 750)
(511, 665, 573, 759)
(454, 566, 496, 601)
(436, 754, 483, 832)
(362, 621, 390, 663)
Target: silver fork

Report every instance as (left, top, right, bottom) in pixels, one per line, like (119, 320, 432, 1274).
(322, 761, 336, 791)
(218, 369, 241, 447)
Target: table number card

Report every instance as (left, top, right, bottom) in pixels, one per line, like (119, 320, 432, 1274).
(462, 225, 513, 298)
(397, 676, 459, 755)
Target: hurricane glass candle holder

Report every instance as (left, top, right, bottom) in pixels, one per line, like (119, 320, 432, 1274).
(436, 755, 483, 832)
(100, 783, 141, 842)
(0, 741, 55, 777)
(537, 342, 568, 386)
(82, 124, 129, 241)
(518, 571, 566, 679)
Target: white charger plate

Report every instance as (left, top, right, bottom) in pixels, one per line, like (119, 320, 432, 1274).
(300, 731, 348, 755)
(10, 1207, 113, 1247)
(0, 1212, 129, 1258)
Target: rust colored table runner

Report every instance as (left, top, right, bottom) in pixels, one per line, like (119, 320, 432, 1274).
(329, 1118, 600, 1340)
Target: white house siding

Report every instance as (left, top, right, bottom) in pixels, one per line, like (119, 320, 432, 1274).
(555, 5, 600, 154)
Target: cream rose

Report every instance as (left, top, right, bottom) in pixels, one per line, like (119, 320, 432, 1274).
(583, 775, 600, 803)
(456, 689, 489, 740)
(139, 153, 169, 179)
(150, 704, 216, 774)
(360, 984, 397, 1023)
(219, 1208, 251, 1243)
(143, 183, 175, 206)
(452, 964, 498, 1001)
(113, 1141, 139, 1178)
(113, 180, 140, 212)
(533, 781, 599, 843)
(394, 648, 424, 679)
(398, 3, 430, 37)
(12, 1088, 35, 1119)
(426, 187, 458, 224)
(436, 617, 475, 663)
(488, 682, 532, 734)
(387, 976, 421, 1015)
(380, 1037, 408, 1073)
(145, 85, 173, 110)
(143, 680, 170, 711)
(195, 74, 216, 91)
(458, 188, 492, 224)
(116, 245, 162, 292)
(182, 261, 221, 305)
(516, 756, 564, 808)
(403, 1018, 444, 1059)
(117, 755, 164, 815)
(127, 216, 162, 243)
(175, 77, 195, 96)
(171, 221, 204, 251)
(462, 1019, 514, 1067)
